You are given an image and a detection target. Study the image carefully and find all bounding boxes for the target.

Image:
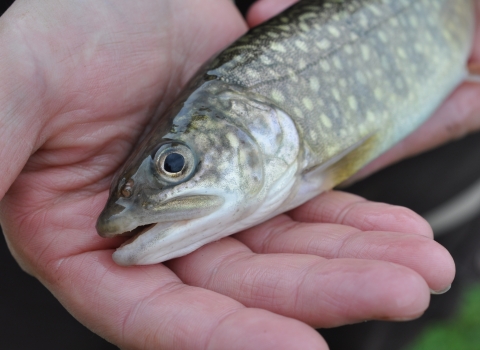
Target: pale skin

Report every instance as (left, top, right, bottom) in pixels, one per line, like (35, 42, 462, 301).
(0, 0, 478, 349)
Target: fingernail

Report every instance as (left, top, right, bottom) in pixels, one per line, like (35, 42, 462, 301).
(430, 284, 451, 295)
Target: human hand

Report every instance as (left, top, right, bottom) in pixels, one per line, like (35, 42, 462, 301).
(248, 0, 480, 182)
(0, 0, 456, 349)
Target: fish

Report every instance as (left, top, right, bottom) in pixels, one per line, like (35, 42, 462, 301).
(96, 0, 475, 266)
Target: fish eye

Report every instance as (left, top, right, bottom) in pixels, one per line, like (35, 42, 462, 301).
(153, 142, 197, 184)
(164, 153, 185, 173)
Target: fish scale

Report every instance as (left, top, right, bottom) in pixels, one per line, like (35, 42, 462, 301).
(96, 0, 475, 265)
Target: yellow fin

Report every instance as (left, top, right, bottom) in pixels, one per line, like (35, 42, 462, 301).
(303, 132, 379, 190)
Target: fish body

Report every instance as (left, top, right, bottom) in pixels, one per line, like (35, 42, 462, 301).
(97, 0, 475, 265)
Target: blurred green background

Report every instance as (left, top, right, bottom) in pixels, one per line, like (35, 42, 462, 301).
(408, 284, 480, 350)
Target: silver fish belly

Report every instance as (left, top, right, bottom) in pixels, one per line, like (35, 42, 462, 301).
(96, 0, 475, 265)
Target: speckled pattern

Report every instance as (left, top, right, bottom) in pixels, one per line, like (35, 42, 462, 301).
(97, 0, 475, 265)
(210, 0, 473, 167)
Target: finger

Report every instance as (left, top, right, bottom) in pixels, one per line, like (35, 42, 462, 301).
(288, 191, 433, 238)
(167, 237, 430, 327)
(0, 12, 47, 201)
(468, 0, 480, 63)
(42, 252, 327, 350)
(235, 216, 454, 293)
(246, 0, 298, 27)
(1, 186, 327, 349)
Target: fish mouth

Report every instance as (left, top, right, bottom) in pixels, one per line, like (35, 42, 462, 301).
(117, 224, 155, 238)
(111, 214, 218, 266)
(118, 223, 170, 248)
(97, 194, 225, 238)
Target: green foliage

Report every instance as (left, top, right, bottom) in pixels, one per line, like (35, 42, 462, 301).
(407, 284, 480, 350)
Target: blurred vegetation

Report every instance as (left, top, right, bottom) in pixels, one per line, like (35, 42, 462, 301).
(407, 284, 480, 350)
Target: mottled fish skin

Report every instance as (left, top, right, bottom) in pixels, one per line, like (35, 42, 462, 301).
(96, 0, 475, 265)
(211, 0, 473, 169)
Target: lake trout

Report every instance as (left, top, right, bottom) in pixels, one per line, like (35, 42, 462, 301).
(96, 0, 475, 265)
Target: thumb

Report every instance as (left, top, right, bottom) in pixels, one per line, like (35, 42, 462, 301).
(246, 0, 298, 27)
(0, 11, 48, 200)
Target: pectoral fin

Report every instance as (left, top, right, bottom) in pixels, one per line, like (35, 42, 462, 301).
(302, 132, 380, 191)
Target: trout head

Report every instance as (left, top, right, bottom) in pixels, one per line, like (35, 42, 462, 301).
(96, 81, 270, 265)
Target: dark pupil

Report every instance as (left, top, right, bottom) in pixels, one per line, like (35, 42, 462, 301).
(164, 153, 185, 173)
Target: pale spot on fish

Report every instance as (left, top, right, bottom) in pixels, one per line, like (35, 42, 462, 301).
(260, 55, 273, 65)
(298, 12, 317, 21)
(303, 97, 314, 111)
(271, 89, 285, 102)
(327, 26, 341, 38)
(320, 60, 331, 72)
(294, 107, 304, 118)
(239, 149, 248, 167)
(331, 13, 341, 22)
(295, 40, 309, 52)
(271, 42, 286, 52)
(287, 68, 299, 82)
(344, 44, 353, 55)
(278, 24, 291, 32)
(298, 58, 307, 70)
(333, 57, 342, 69)
(359, 124, 368, 134)
(374, 88, 383, 100)
(246, 68, 258, 78)
(320, 113, 333, 128)
(348, 96, 358, 111)
(366, 110, 376, 122)
(378, 31, 388, 43)
(226, 133, 239, 149)
(316, 39, 331, 50)
(397, 48, 407, 59)
(309, 77, 320, 92)
(332, 88, 341, 102)
(299, 22, 310, 32)
(369, 5, 382, 16)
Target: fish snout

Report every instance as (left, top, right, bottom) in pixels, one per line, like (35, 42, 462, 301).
(96, 203, 133, 238)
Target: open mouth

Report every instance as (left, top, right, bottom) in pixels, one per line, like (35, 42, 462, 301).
(118, 224, 156, 237)
(117, 221, 176, 249)
(118, 223, 157, 248)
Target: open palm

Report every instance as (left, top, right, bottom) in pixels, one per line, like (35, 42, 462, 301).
(0, 0, 470, 348)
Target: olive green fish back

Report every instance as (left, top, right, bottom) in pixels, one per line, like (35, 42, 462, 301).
(207, 0, 474, 168)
